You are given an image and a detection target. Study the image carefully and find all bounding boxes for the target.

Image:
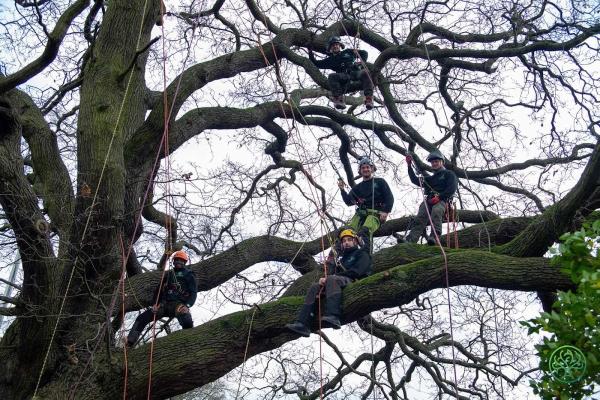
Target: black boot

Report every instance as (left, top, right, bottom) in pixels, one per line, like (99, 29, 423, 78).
(331, 95, 346, 109)
(285, 321, 311, 337)
(126, 330, 141, 347)
(320, 315, 341, 329)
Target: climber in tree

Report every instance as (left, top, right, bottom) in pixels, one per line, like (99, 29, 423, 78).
(405, 150, 458, 245)
(285, 228, 372, 336)
(126, 250, 197, 347)
(338, 156, 394, 249)
(309, 36, 374, 110)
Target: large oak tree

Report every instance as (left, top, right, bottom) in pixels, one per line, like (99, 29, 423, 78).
(0, 0, 599, 399)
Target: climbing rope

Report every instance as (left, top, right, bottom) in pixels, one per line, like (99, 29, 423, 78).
(31, 1, 152, 397)
(369, 314, 377, 400)
(234, 304, 259, 400)
(337, 16, 463, 397)
(445, 202, 459, 248)
(252, 16, 340, 399)
(119, 235, 130, 400)
(70, 6, 202, 400)
(413, 4, 503, 395)
(146, 2, 175, 397)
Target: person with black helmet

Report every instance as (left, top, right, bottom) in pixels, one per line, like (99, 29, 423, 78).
(337, 156, 394, 247)
(308, 36, 374, 110)
(126, 250, 197, 347)
(285, 228, 372, 337)
(405, 150, 458, 245)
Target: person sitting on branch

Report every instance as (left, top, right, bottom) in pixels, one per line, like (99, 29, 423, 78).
(126, 250, 197, 347)
(285, 228, 372, 337)
(405, 150, 458, 245)
(309, 36, 374, 110)
(337, 157, 394, 249)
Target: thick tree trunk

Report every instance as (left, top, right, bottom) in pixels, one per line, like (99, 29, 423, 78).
(0, 2, 161, 398)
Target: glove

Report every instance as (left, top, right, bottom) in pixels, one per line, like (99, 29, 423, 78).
(176, 304, 190, 315)
(427, 195, 441, 205)
(337, 178, 345, 189)
(405, 155, 412, 164)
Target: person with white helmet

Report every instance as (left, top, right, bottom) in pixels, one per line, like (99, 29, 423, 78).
(405, 150, 458, 245)
(126, 250, 197, 347)
(337, 156, 394, 248)
(309, 36, 374, 110)
(285, 228, 372, 337)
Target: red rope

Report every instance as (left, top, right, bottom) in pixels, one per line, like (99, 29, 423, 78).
(256, 30, 334, 399)
(72, 6, 199, 400)
(453, 202, 458, 249)
(146, 2, 172, 397)
(336, 19, 460, 394)
(415, 174, 460, 396)
(317, 217, 330, 400)
(119, 235, 129, 400)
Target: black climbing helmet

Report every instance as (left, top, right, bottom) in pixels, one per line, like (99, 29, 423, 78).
(426, 150, 444, 162)
(327, 36, 345, 52)
(357, 156, 376, 172)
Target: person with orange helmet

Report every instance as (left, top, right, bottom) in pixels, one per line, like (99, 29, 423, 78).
(126, 249, 197, 347)
(285, 228, 372, 337)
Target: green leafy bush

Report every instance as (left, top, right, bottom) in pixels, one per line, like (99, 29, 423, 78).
(521, 220, 600, 399)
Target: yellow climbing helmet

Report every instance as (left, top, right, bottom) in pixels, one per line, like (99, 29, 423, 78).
(339, 228, 358, 240)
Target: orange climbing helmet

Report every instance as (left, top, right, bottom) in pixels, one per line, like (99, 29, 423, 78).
(172, 250, 189, 263)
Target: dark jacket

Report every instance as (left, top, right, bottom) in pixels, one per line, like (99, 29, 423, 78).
(309, 49, 368, 74)
(153, 267, 198, 306)
(335, 246, 372, 280)
(341, 177, 394, 213)
(408, 165, 457, 202)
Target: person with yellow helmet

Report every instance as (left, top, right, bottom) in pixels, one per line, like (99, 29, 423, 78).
(126, 250, 197, 347)
(285, 228, 372, 337)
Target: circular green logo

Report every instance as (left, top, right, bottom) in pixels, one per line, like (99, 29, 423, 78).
(549, 345, 587, 384)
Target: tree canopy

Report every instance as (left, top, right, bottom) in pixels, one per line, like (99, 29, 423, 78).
(0, 0, 599, 399)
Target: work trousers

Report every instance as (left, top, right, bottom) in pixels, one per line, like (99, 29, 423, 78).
(328, 69, 373, 97)
(127, 301, 193, 346)
(327, 209, 380, 260)
(348, 208, 381, 249)
(296, 275, 353, 326)
(406, 200, 446, 243)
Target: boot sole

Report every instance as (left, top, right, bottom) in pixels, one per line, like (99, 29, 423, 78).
(286, 325, 311, 337)
(320, 319, 341, 329)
